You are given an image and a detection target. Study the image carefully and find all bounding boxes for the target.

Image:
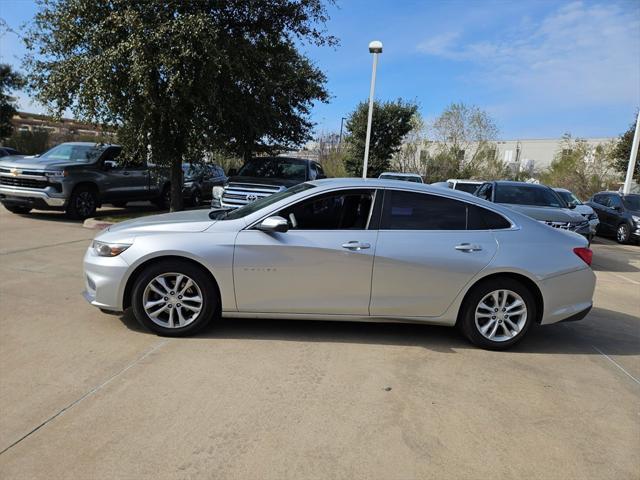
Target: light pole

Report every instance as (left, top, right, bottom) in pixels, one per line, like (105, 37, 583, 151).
(362, 40, 382, 178)
(339, 116, 347, 145)
(623, 110, 640, 194)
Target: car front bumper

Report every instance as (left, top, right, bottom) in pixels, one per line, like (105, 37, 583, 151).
(0, 185, 67, 207)
(83, 246, 130, 312)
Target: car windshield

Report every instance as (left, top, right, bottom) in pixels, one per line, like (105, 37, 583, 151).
(495, 185, 565, 207)
(455, 183, 481, 194)
(40, 144, 105, 163)
(182, 164, 201, 178)
(218, 183, 316, 220)
(237, 158, 307, 180)
(379, 174, 422, 183)
(623, 195, 640, 210)
(556, 190, 582, 205)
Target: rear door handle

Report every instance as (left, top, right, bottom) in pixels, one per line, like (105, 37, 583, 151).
(455, 243, 482, 252)
(342, 241, 371, 251)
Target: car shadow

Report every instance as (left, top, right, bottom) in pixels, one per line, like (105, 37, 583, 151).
(117, 306, 640, 356)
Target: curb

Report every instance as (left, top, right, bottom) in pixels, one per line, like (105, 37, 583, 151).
(83, 217, 115, 230)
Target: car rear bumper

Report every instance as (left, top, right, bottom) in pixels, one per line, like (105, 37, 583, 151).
(0, 185, 66, 207)
(539, 267, 596, 325)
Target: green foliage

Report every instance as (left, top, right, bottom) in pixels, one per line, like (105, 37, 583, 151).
(611, 116, 639, 179)
(5, 129, 50, 154)
(539, 135, 619, 199)
(0, 64, 25, 140)
(343, 99, 418, 177)
(24, 0, 334, 210)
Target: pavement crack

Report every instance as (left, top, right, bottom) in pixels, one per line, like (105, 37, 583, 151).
(0, 339, 170, 456)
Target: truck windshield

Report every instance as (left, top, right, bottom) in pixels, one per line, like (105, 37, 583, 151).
(221, 183, 316, 220)
(237, 158, 307, 180)
(40, 144, 105, 163)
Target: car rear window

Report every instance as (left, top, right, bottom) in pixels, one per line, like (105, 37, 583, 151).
(494, 185, 564, 207)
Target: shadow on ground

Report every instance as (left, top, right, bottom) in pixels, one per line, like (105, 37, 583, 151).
(116, 306, 640, 356)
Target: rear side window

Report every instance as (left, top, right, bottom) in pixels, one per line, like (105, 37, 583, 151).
(381, 190, 511, 230)
(381, 190, 467, 230)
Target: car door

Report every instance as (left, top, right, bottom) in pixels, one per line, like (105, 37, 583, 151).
(370, 189, 499, 318)
(589, 194, 608, 232)
(233, 188, 379, 315)
(100, 148, 149, 201)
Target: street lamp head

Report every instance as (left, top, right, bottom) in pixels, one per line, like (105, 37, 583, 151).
(368, 40, 383, 54)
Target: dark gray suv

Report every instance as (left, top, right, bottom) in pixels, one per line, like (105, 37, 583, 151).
(587, 192, 640, 243)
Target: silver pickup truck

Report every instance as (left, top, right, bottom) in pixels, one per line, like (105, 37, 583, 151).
(0, 142, 170, 219)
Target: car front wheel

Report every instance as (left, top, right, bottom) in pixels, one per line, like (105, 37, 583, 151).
(459, 278, 535, 350)
(616, 223, 631, 244)
(131, 259, 218, 336)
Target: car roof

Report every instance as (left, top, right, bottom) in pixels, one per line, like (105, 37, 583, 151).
(54, 141, 120, 148)
(552, 187, 571, 193)
(492, 180, 549, 188)
(447, 178, 483, 183)
(379, 172, 421, 177)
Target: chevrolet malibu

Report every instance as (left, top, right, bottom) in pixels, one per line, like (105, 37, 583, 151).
(83, 178, 596, 350)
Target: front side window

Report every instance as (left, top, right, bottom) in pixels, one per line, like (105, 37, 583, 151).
(476, 183, 492, 201)
(277, 189, 375, 230)
(455, 182, 481, 194)
(609, 195, 623, 208)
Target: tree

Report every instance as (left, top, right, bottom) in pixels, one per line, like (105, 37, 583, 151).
(343, 99, 418, 177)
(539, 135, 619, 199)
(611, 115, 639, 180)
(24, 0, 334, 211)
(427, 102, 499, 178)
(0, 64, 24, 140)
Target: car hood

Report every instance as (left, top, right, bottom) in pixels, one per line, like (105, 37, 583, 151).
(501, 204, 586, 222)
(0, 156, 82, 171)
(573, 204, 595, 216)
(107, 210, 214, 235)
(228, 176, 301, 188)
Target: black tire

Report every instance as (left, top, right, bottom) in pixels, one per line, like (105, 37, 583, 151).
(616, 223, 631, 244)
(111, 201, 127, 208)
(4, 204, 32, 214)
(154, 185, 171, 210)
(191, 189, 202, 206)
(131, 259, 218, 336)
(458, 277, 536, 350)
(66, 186, 98, 219)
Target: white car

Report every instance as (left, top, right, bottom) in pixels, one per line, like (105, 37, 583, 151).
(83, 178, 596, 350)
(553, 188, 599, 236)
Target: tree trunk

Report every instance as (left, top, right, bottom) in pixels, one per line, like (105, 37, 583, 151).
(169, 158, 184, 212)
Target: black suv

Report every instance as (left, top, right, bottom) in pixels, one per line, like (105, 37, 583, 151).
(212, 156, 326, 209)
(587, 192, 640, 244)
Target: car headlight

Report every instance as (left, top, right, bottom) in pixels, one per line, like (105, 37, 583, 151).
(632, 215, 640, 225)
(212, 186, 224, 199)
(92, 240, 131, 257)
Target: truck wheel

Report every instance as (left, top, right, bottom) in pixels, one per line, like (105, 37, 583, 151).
(67, 186, 98, 220)
(4, 205, 32, 214)
(191, 189, 202, 206)
(154, 185, 171, 210)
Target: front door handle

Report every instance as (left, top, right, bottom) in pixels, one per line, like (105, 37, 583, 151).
(342, 241, 371, 251)
(455, 243, 482, 252)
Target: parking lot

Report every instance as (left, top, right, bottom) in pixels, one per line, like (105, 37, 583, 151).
(0, 205, 638, 480)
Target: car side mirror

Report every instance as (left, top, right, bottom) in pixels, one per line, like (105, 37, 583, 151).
(228, 168, 238, 176)
(614, 205, 623, 212)
(257, 216, 289, 233)
(103, 160, 117, 170)
(568, 202, 576, 209)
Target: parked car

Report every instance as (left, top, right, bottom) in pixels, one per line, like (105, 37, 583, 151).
(0, 142, 170, 219)
(587, 191, 640, 244)
(440, 178, 484, 194)
(553, 188, 599, 237)
(211, 156, 325, 209)
(182, 163, 226, 206)
(378, 172, 423, 183)
(0, 146, 22, 158)
(474, 181, 592, 242)
(84, 178, 595, 350)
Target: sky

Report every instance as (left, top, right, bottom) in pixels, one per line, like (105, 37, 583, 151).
(1, 0, 639, 140)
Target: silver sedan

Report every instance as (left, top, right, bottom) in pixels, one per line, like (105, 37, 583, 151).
(83, 178, 596, 350)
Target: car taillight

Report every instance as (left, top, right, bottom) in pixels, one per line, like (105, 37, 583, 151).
(573, 247, 593, 266)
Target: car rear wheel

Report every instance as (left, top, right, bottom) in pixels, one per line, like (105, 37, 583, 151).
(459, 278, 535, 350)
(131, 260, 218, 336)
(191, 189, 202, 206)
(4, 204, 32, 214)
(616, 223, 631, 244)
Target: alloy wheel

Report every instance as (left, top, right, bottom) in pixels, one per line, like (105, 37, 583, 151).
(617, 224, 630, 243)
(142, 272, 203, 328)
(474, 289, 527, 342)
(76, 191, 95, 217)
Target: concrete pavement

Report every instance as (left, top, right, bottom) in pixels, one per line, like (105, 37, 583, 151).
(0, 205, 638, 479)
